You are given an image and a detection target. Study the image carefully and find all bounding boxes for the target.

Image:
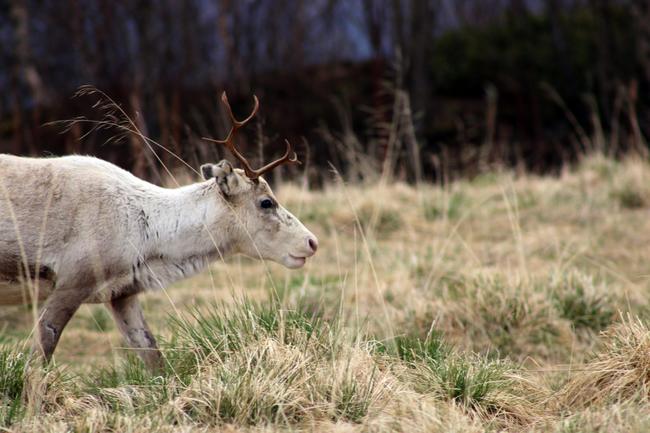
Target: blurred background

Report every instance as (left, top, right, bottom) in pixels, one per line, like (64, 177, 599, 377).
(0, 0, 648, 184)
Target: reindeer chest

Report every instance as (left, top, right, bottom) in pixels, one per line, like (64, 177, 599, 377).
(130, 254, 211, 292)
(84, 255, 208, 303)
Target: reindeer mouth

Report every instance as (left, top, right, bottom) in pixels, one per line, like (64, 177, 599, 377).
(286, 254, 307, 268)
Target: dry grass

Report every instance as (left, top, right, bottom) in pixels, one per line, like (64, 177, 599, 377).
(3, 154, 650, 431)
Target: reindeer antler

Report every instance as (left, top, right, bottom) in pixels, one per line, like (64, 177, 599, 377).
(202, 92, 300, 179)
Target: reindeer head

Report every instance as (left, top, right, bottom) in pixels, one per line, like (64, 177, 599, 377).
(201, 93, 318, 269)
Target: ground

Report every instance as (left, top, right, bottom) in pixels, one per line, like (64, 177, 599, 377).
(3, 154, 650, 432)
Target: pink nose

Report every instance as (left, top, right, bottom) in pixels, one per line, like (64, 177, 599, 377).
(308, 237, 319, 254)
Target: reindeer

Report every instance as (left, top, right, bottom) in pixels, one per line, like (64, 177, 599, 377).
(0, 93, 318, 369)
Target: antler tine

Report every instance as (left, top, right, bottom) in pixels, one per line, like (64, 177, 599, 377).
(253, 139, 301, 177)
(202, 92, 300, 180)
(202, 92, 261, 178)
(220, 92, 259, 127)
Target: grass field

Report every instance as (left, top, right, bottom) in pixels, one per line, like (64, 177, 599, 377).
(3, 154, 650, 432)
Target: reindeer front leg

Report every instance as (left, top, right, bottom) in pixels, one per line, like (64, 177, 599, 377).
(108, 294, 162, 371)
(35, 288, 86, 362)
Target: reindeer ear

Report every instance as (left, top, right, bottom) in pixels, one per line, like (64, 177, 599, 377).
(203, 160, 241, 196)
(200, 164, 215, 180)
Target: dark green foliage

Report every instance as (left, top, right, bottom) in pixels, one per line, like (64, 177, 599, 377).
(0, 346, 27, 427)
(431, 6, 637, 104)
(377, 332, 509, 411)
(333, 377, 374, 423)
(391, 333, 450, 365)
(434, 357, 507, 409)
(553, 285, 614, 331)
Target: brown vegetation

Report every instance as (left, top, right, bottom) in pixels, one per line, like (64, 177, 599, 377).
(2, 154, 650, 431)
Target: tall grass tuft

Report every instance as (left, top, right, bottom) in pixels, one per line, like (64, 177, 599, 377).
(0, 346, 28, 426)
(433, 356, 508, 409)
(558, 315, 650, 410)
(380, 332, 450, 365)
(552, 282, 614, 332)
(162, 299, 391, 426)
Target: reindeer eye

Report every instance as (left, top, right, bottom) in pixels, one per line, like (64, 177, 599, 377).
(260, 198, 275, 209)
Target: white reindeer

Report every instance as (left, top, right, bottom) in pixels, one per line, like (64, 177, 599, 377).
(0, 93, 318, 369)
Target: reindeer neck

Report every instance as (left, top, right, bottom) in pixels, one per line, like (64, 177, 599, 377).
(139, 181, 235, 261)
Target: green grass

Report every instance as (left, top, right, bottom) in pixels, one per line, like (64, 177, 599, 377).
(379, 333, 450, 365)
(82, 306, 114, 332)
(553, 285, 614, 331)
(433, 356, 509, 409)
(168, 300, 325, 362)
(0, 346, 27, 427)
(423, 190, 468, 221)
(357, 203, 404, 235)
